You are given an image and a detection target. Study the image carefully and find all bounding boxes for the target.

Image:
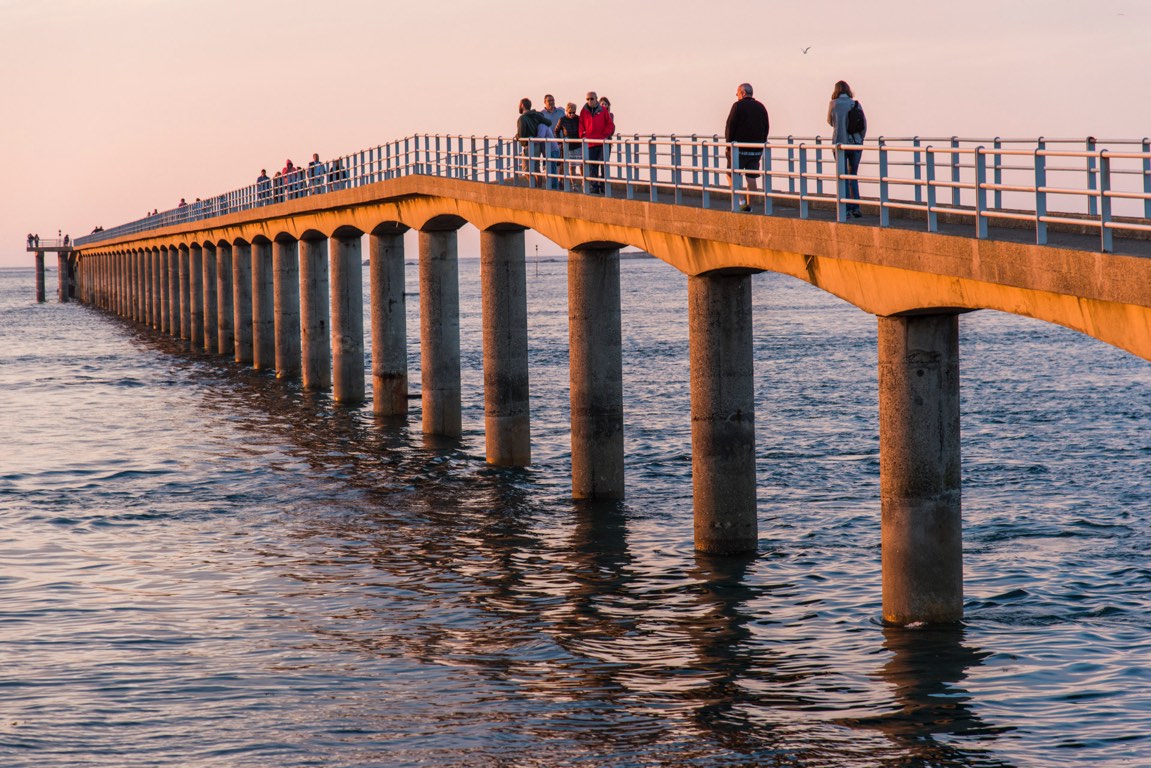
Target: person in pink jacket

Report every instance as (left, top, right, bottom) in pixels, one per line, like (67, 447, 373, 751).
(579, 91, 615, 194)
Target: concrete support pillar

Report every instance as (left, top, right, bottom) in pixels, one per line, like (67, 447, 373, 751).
(273, 238, 301, 380)
(369, 232, 407, 415)
(330, 234, 365, 403)
(189, 245, 204, 350)
(179, 246, 191, 340)
(135, 249, 144, 319)
(689, 271, 757, 555)
(299, 237, 331, 391)
(568, 246, 624, 499)
(480, 228, 530, 466)
(58, 254, 69, 303)
(419, 229, 461, 437)
(216, 243, 234, 356)
(878, 313, 963, 625)
(202, 245, 218, 353)
(252, 241, 275, 370)
(167, 247, 179, 336)
(152, 249, 162, 329)
(143, 249, 153, 326)
(233, 242, 253, 364)
(161, 247, 172, 334)
(35, 252, 45, 303)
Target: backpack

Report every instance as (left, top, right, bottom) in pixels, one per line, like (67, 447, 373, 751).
(846, 100, 867, 138)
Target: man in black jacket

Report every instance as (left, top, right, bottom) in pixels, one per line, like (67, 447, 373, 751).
(724, 83, 770, 211)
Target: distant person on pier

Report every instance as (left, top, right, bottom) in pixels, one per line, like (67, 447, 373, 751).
(63, 234, 69, 246)
(273, 171, 283, 203)
(178, 198, 187, 207)
(724, 82, 770, 212)
(34, 234, 39, 247)
(257, 169, 271, 205)
(541, 95, 565, 189)
(828, 79, 866, 218)
(516, 98, 548, 179)
(307, 153, 327, 194)
(554, 102, 582, 191)
(599, 96, 615, 178)
(282, 160, 299, 199)
(579, 92, 614, 194)
(327, 157, 346, 190)
(26, 233, 33, 249)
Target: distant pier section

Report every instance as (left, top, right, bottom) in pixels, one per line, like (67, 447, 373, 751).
(26, 237, 75, 303)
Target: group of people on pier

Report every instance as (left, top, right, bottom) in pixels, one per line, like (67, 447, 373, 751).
(26, 231, 70, 249)
(255, 154, 348, 206)
(516, 92, 615, 193)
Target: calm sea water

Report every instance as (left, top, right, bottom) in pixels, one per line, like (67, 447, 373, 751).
(1, 256, 1149, 768)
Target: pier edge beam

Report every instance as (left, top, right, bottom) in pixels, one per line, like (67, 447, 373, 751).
(568, 245, 624, 499)
(689, 270, 758, 554)
(878, 312, 963, 625)
(419, 228, 462, 437)
(330, 233, 365, 404)
(251, 241, 275, 370)
(480, 228, 531, 467)
(369, 231, 408, 416)
(273, 237, 302, 380)
(299, 235, 332, 391)
(233, 242, 254, 364)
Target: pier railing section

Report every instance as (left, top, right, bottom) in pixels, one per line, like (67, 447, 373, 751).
(74, 135, 1151, 252)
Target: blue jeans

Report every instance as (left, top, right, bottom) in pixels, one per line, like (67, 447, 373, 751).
(586, 144, 604, 191)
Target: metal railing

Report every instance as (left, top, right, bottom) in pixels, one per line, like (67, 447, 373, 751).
(73, 134, 1151, 253)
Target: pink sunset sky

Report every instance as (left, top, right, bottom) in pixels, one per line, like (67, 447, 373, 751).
(1, 0, 1146, 266)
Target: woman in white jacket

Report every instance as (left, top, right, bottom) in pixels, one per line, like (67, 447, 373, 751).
(827, 80, 864, 218)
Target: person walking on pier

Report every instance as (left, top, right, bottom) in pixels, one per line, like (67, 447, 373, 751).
(540, 95, 565, 189)
(34, 234, 40, 247)
(516, 98, 548, 179)
(579, 91, 614, 194)
(257, 169, 271, 205)
(724, 83, 770, 212)
(828, 80, 866, 218)
(554, 102, 582, 191)
(26, 233, 32, 249)
(307, 153, 327, 194)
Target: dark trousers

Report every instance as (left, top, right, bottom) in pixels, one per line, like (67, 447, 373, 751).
(587, 144, 604, 192)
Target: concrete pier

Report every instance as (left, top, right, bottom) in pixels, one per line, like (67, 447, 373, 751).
(369, 231, 408, 415)
(299, 236, 331, 391)
(216, 243, 234, 356)
(273, 237, 301, 380)
(233, 242, 253, 364)
(35, 252, 45, 303)
(480, 228, 531, 466)
(419, 229, 461, 437)
(568, 246, 624, 499)
(877, 313, 963, 625)
(252, 240, 275, 370)
(202, 244, 218, 354)
(190, 245, 204, 350)
(689, 271, 757, 555)
(330, 233, 365, 404)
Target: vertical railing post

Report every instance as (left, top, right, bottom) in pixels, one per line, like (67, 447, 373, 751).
(950, 136, 961, 207)
(974, 146, 988, 239)
(814, 136, 824, 196)
(691, 134, 700, 188)
(926, 147, 938, 233)
(648, 136, 659, 203)
(798, 144, 809, 219)
(701, 137, 711, 208)
(625, 137, 635, 200)
(672, 134, 683, 205)
(496, 138, 505, 184)
(1099, 150, 1113, 253)
(912, 136, 922, 204)
(1143, 138, 1151, 220)
(1035, 147, 1048, 246)
(1086, 137, 1098, 216)
(879, 139, 890, 228)
(992, 137, 1003, 210)
(786, 135, 796, 196)
(763, 141, 773, 215)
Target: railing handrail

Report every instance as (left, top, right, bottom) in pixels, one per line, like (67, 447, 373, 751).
(72, 133, 1151, 254)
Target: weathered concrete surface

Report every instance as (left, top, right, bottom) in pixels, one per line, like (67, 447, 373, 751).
(330, 235, 365, 404)
(216, 243, 234, 356)
(202, 244, 218, 353)
(273, 238, 301, 380)
(689, 271, 757, 555)
(419, 229, 461, 437)
(73, 175, 1151, 361)
(878, 314, 963, 625)
(369, 231, 408, 416)
(232, 242, 253, 363)
(299, 237, 331, 391)
(189, 245, 204, 349)
(481, 228, 531, 467)
(251, 241, 275, 370)
(35, 252, 45, 303)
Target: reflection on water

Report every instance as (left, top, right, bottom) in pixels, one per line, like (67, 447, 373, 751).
(1, 264, 1150, 767)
